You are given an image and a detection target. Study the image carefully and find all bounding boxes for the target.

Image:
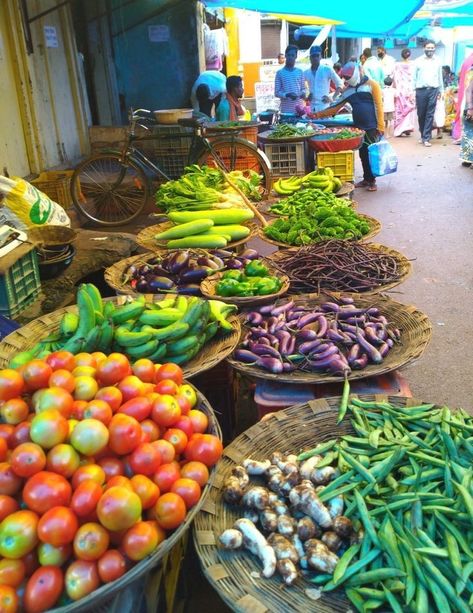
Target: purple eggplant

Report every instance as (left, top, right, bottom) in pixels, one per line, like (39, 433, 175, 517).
(240, 248, 259, 260)
(178, 284, 201, 296)
(347, 344, 361, 365)
(285, 336, 296, 355)
(345, 316, 367, 325)
(258, 337, 271, 347)
(377, 315, 388, 325)
(356, 331, 383, 364)
(259, 304, 275, 315)
(379, 342, 390, 358)
(234, 349, 259, 363)
(271, 301, 295, 317)
(340, 296, 355, 305)
(249, 343, 281, 358)
(309, 345, 339, 360)
(179, 266, 211, 283)
(296, 329, 318, 342)
(250, 326, 271, 338)
(321, 302, 341, 312)
(308, 354, 344, 371)
(337, 308, 367, 319)
(367, 307, 380, 316)
(351, 354, 368, 370)
(268, 316, 286, 334)
(213, 249, 233, 259)
(148, 276, 175, 291)
(297, 313, 320, 328)
(224, 258, 244, 270)
(287, 309, 307, 322)
(256, 356, 284, 374)
(298, 339, 324, 355)
(282, 363, 296, 372)
(364, 327, 383, 346)
(136, 279, 149, 293)
(326, 329, 347, 343)
(274, 330, 293, 355)
(386, 338, 394, 348)
(315, 315, 328, 338)
(339, 322, 360, 335)
(246, 312, 264, 326)
(166, 251, 189, 274)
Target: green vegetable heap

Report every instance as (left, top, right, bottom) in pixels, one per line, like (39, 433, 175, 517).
(216, 260, 282, 297)
(270, 124, 314, 139)
(264, 189, 370, 245)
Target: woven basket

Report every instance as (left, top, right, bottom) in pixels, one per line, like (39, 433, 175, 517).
(266, 242, 413, 295)
(200, 261, 290, 307)
(27, 225, 77, 247)
(54, 385, 221, 613)
(259, 213, 381, 249)
(225, 292, 432, 384)
(136, 221, 258, 252)
(193, 393, 431, 613)
(0, 296, 241, 379)
(335, 182, 354, 198)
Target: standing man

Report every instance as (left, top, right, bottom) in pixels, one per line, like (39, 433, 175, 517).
(413, 40, 444, 147)
(377, 46, 396, 78)
(274, 45, 305, 114)
(304, 45, 343, 112)
(362, 48, 385, 87)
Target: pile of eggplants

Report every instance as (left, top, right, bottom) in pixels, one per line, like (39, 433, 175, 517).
(233, 297, 401, 375)
(124, 248, 261, 295)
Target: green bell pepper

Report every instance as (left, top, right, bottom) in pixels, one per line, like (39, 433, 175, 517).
(245, 259, 269, 277)
(222, 269, 243, 281)
(216, 278, 239, 297)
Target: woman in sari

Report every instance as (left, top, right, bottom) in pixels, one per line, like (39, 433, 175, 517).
(460, 68, 473, 167)
(393, 48, 416, 137)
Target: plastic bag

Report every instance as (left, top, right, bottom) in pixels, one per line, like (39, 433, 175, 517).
(368, 139, 398, 177)
(0, 175, 71, 231)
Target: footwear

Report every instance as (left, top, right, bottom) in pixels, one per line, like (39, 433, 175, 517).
(355, 180, 370, 188)
(418, 139, 423, 144)
(367, 182, 377, 192)
(423, 141, 432, 147)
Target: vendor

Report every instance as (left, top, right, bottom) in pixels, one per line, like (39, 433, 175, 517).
(312, 61, 384, 192)
(190, 69, 227, 118)
(216, 76, 246, 121)
(275, 45, 305, 114)
(304, 45, 343, 112)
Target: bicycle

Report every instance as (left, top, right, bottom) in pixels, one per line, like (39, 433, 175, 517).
(70, 109, 272, 226)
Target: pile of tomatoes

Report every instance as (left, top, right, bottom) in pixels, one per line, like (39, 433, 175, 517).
(0, 351, 223, 612)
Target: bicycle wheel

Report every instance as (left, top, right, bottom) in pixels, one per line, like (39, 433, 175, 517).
(195, 137, 272, 195)
(71, 153, 150, 226)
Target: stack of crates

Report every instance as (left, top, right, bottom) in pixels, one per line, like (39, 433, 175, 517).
(0, 245, 41, 318)
(262, 140, 309, 177)
(140, 124, 194, 179)
(316, 150, 355, 182)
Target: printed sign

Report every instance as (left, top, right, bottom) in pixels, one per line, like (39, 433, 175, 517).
(148, 25, 170, 43)
(254, 82, 280, 114)
(44, 26, 59, 48)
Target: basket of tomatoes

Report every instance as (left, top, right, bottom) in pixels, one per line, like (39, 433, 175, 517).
(0, 352, 222, 612)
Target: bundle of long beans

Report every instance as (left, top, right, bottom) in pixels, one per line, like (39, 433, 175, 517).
(272, 240, 406, 293)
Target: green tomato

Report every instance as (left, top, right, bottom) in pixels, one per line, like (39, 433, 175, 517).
(0, 510, 39, 559)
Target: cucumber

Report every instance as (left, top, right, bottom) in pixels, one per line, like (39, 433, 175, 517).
(206, 224, 250, 240)
(168, 208, 254, 225)
(166, 235, 228, 249)
(155, 219, 214, 240)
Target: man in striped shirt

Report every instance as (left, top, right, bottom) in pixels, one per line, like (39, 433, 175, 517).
(275, 45, 305, 114)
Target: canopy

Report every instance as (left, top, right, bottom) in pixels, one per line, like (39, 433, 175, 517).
(268, 13, 342, 26)
(203, 1, 425, 36)
(295, 19, 430, 40)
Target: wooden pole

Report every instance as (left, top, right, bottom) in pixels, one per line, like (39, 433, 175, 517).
(221, 172, 268, 227)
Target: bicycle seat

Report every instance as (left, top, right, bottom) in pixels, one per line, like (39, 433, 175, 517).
(178, 117, 206, 128)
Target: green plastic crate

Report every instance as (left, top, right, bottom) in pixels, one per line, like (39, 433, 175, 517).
(0, 248, 41, 318)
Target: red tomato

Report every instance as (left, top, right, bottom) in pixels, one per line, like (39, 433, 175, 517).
(131, 359, 155, 383)
(117, 396, 152, 422)
(74, 353, 97, 368)
(21, 550, 39, 577)
(108, 414, 141, 456)
(0, 438, 6, 462)
(24, 565, 63, 613)
(48, 369, 75, 393)
(65, 560, 100, 601)
(0, 398, 29, 426)
(0, 559, 25, 588)
(117, 375, 145, 402)
(180, 461, 209, 487)
(174, 392, 191, 416)
(0, 370, 24, 402)
(70, 400, 87, 421)
(151, 439, 175, 464)
(46, 351, 75, 372)
(153, 462, 180, 493)
(154, 492, 186, 530)
(0, 496, 19, 522)
(97, 549, 126, 583)
(23, 471, 72, 515)
(0, 424, 14, 448)
(22, 361, 52, 392)
(178, 384, 198, 409)
(155, 363, 183, 386)
(173, 416, 194, 439)
(70, 419, 109, 456)
(96, 354, 131, 387)
(130, 475, 160, 509)
(73, 522, 109, 561)
(33, 387, 74, 418)
(185, 434, 223, 467)
(163, 428, 188, 455)
(0, 463, 23, 496)
(171, 478, 201, 509)
(108, 527, 127, 547)
(70, 481, 103, 517)
(83, 399, 112, 425)
(71, 465, 106, 490)
(0, 510, 39, 559)
(155, 379, 179, 395)
(129, 443, 161, 476)
(94, 386, 123, 413)
(9, 422, 31, 449)
(151, 395, 180, 428)
(91, 352, 107, 365)
(73, 376, 98, 402)
(37, 506, 78, 547)
(10, 443, 46, 478)
(29, 410, 69, 449)
(188, 409, 209, 434)
(103, 475, 133, 492)
(46, 444, 80, 479)
(0, 585, 18, 613)
(138, 429, 151, 445)
(97, 457, 124, 482)
(37, 542, 71, 567)
(140, 419, 160, 442)
(96, 486, 142, 531)
(122, 521, 158, 561)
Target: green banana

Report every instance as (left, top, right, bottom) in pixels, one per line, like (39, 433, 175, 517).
(204, 320, 219, 342)
(103, 301, 116, 318)
(94, 311, 105, 325)
(174, 295, 188, 313)
(9, 347, 42, 369)
(188, 317, 207, 337)
(145, 343, 167, 363)
(180, 298, 204, 328)
(61, 336, 85, 354)
(59, 312, 79, 338)
(125, 339, 160, 359)
(96, 320, 114, 353)
(82, 325, 103, 353)
(144, 297, 176, 310)
(166, 342, 202, 365)
(111, 301, 145, 325)
(138, 308, 183, 327)
(115, 326, 153, 348)
(141, 321, 190, 342)
(75, 286, 96, 338)
(167, 335, 200, 356)
(84, 283, 103, 314)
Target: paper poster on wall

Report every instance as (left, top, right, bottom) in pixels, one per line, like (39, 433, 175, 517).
(148, 25, 170, 43)
(44, 26, 59, 48)
(254, 82, 280, 114)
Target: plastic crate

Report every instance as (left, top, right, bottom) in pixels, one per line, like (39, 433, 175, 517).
(316, 150, 355, 182)
(0, 247, 41, 318)
(140, 124, 194, 180)
(31, 171, 74, 209)
(263, 141, 307, 176)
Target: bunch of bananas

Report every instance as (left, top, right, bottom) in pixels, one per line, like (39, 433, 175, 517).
(11, 285, 237, 367)
(273, 176, 304, 196)
(273, 168, 343, 197)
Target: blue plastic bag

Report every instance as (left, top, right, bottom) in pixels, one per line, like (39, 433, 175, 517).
(368, 139, 398, 177)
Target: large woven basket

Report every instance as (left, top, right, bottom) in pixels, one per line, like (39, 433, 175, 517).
(193, 393, 432, 613)
(136, 221, 258, 252)
(200, 260, 290, 307)
(258, 213, 381, 248)
(0, 296, 241, 379)
(53, 385, 221, 613)
(266, 242, 413, 295)
(260, 196, 356, 218)
(225, 292, 432, 384)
